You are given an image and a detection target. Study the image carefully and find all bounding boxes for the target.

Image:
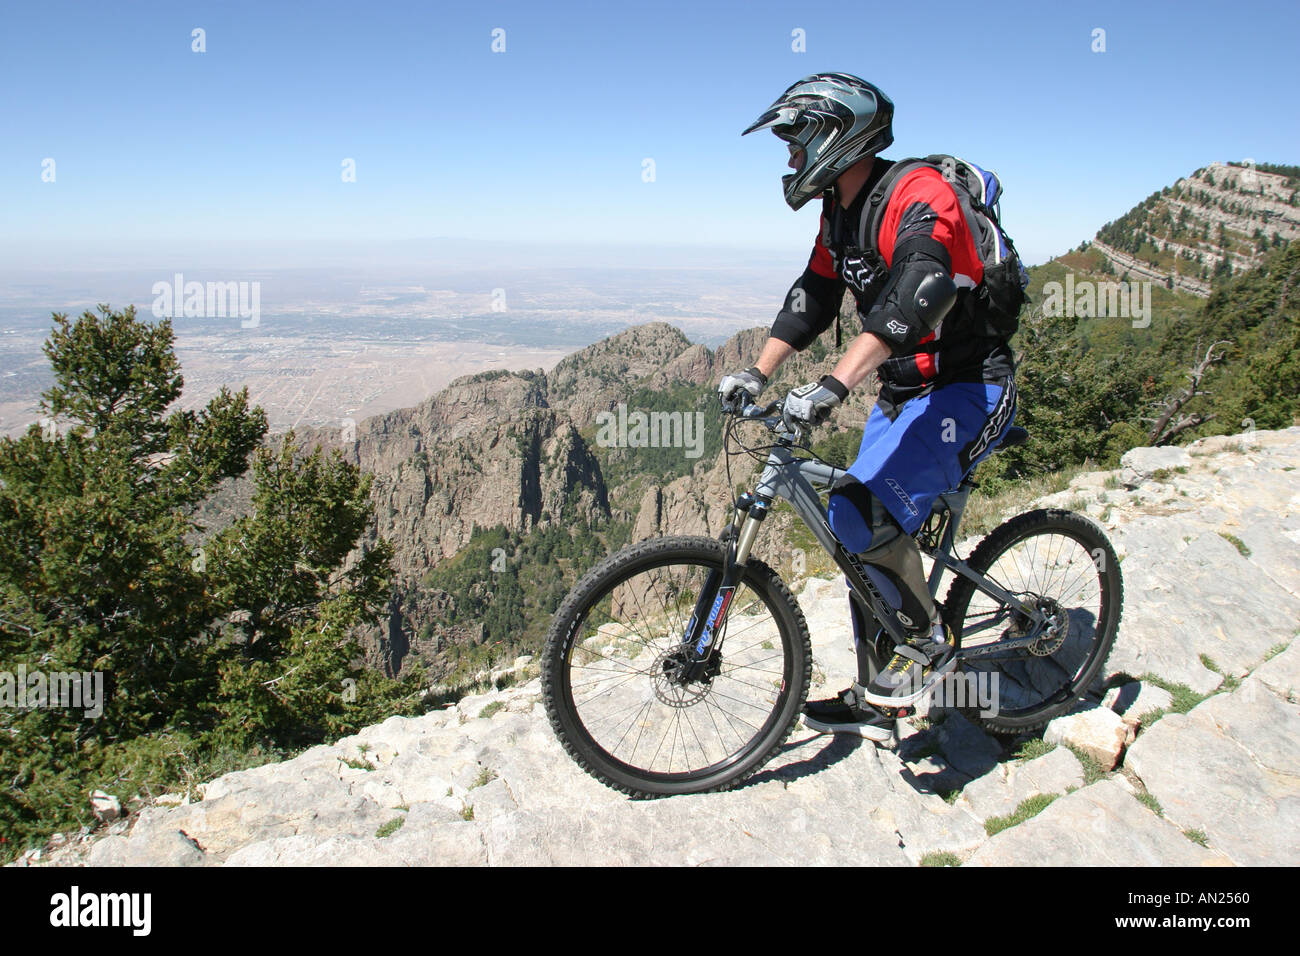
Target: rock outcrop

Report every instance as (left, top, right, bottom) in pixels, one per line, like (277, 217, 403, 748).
(1093, 161, 1300, 294)
(296, 323, 738, 674)
(21, 428, 1300, 867)
(315, 316, 880, 677)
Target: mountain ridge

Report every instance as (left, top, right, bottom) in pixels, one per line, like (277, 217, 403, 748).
(1090, 160, 1300, 294)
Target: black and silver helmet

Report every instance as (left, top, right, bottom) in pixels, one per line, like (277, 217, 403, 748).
(742, 72, 894, 211)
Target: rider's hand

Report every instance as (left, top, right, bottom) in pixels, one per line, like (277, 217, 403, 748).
(718, 367, 768, 412)
(781, 376, 849, 430)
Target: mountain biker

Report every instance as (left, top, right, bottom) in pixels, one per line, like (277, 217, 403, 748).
(719, 72, 1018, 740)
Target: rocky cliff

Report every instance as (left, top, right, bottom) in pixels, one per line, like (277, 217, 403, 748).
(1093, 161, 1300, 294)
(23, 427, 1300, 867)
(292, 315, 871, 681)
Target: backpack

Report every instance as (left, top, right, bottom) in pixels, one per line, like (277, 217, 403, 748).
(847, 154, 1029, 339)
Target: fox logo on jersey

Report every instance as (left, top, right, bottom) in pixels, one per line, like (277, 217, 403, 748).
(840, 253, 885, 296)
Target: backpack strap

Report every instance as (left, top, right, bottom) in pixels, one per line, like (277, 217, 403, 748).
(856, 157, 930, 265)
(819, 192, 844, 349)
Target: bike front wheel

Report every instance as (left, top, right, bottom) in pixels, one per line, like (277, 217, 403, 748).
(942, 509, 1124, 734)
(541, 535, 811, 798)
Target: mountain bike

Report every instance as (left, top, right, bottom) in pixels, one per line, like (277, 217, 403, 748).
(541, 401, 1123, 798)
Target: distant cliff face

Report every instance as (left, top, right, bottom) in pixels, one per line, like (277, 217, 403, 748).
(546, 322, 699, 423)
(321, 310, 882, 681)
(1093, 161, 1300, 295)
(332, 369, 606, 676)
(353, 372, 607, 576)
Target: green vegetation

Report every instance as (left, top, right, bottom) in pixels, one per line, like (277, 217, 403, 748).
(960, 464, 1089, 537)
(470, 766, 497, 789)
(1097, 165, 1299, 283)
(588, 381, 724, 487)
(1183, 828, 1209, 847)
(984, 793, 1060, 836)
(1159, 242, 1300, 438)
(975, 295, 1165, 488)
(1064, 745, 1107, 786)
(376, 817, 405, 838)
(478, 701, 505, 720)
(1013, 738, 1058, 763)
(1140, 674, 1212, 715)
(1217, 532, 1251, 557)
(1226, 161, 1300, 180)
(810, 429, 861, 469)
(980, 241, 1299, 488)
(0, 306, 426, 861)
(418, 511, 630, 688)
(919, 851, 962, 867)
(1136, 792, 1163, 816)
(1198, 654, 1241, 692)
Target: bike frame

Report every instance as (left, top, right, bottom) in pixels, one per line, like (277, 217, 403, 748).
(682, 418, 1050, 683)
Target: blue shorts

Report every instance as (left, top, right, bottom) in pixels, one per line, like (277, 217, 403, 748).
(827, 380, 1016, 552)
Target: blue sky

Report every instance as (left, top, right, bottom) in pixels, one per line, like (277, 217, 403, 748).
(3, 0, 1298, 265)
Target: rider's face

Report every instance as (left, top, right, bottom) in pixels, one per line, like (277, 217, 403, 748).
(787, 141, 806, 173)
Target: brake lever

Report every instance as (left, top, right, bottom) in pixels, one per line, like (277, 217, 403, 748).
(738, 400, 780, 419)
(735, 401, 804, 444)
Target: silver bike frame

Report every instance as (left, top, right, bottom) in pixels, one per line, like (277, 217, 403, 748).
(730, 431, 1048, 677)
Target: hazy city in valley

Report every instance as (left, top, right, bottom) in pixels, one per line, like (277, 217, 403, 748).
(0, 254, 792, 435)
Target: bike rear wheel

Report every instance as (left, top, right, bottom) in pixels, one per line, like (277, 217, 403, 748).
(542, 535, 811, 798)
(942, 509, 1123, 734)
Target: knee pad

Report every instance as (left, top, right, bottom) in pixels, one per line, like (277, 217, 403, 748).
(828, 479, 899, 555)
(831, 479, 936, 633)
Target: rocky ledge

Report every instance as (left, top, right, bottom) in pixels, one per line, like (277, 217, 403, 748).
(19, 429, 1300, 866)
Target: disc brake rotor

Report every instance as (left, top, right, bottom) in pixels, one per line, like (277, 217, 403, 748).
(1028, 597, 1070, 657)
(651, 647, 718, 708)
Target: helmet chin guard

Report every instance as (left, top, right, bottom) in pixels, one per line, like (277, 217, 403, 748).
(743, 73, 894, 210)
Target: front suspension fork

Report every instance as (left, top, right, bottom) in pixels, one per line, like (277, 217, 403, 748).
(677, 494, 769, 679)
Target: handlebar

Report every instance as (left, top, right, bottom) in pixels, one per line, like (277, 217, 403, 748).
(731, 399, 803, 443)
(738, 400, 779, 419)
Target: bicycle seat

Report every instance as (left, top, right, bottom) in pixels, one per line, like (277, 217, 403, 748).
(996, 425, 1030, 451)
(936, 425, 1031, 499)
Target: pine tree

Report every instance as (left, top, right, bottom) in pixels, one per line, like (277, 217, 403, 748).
(1, 306, 267, 739)
(0, 306, 421, 856)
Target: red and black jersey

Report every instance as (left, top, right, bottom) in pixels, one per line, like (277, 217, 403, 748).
(770, 158, 1014, 415)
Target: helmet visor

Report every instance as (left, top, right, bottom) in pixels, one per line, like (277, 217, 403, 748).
(741, 104, 801, 136)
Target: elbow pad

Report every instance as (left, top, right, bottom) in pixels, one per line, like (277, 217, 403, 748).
(860, 237, 956, 353)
